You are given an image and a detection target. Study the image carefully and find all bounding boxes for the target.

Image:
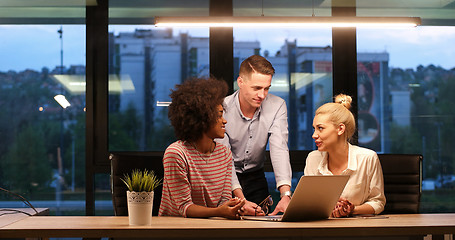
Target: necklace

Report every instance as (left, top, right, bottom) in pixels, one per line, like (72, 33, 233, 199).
(190, 141, 215, 163)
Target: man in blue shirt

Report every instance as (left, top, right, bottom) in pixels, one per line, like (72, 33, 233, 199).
(219, 55, 292, 216)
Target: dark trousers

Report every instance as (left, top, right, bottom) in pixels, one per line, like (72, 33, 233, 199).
(236, 168, 270, 205)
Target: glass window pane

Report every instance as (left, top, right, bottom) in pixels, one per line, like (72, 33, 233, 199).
(108, 25, 209, 151)
(357, 26, 455, 213)
(109, 0, 209, 23)
(0, 25, 86, 216)
(95, 173, 114, 216)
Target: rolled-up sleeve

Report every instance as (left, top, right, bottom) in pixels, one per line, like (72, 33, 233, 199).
(364, 154, 386, 214)
(268, 100, 292, 189)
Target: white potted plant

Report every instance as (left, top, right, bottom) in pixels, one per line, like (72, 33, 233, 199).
(121, 169, 162, 225)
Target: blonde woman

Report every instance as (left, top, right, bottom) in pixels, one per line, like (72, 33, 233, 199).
(304, 94, 385, 217)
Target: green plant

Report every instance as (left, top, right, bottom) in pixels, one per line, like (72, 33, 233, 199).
(121, 169, 162, 192)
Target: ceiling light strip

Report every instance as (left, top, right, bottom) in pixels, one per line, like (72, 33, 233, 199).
(154, 16, 421, 28)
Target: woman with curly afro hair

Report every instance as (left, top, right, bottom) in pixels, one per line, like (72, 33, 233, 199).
(159, 77, 245, 219)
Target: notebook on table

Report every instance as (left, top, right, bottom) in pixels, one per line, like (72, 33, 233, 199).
(241, 175, 349, 222)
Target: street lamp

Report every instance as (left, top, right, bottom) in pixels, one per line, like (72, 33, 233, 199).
(56, 26, 76, 195)
(56, 26, 65, 215)
(58, 26, 63, 74)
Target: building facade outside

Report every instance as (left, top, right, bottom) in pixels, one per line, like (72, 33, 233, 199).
(110, 29, 396, 153)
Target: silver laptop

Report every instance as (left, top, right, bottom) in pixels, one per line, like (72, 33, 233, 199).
(242, 175, 349, 222)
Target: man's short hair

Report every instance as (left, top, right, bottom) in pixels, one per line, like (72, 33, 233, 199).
(239, 55, 275, 80)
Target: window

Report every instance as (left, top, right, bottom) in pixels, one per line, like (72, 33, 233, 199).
(107, 26, 210, 151)
(2, 1, 454, 216)
(357, 26, 455, 212)
(107, 0, 210, 152)
(0, 25, 86, 215)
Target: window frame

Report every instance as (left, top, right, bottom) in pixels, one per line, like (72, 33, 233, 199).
(84, 0, 362, 216)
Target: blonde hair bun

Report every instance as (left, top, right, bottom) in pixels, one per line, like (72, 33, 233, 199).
(334, 94, 352, 110)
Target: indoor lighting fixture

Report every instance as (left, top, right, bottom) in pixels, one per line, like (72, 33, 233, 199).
(54, 94, 71, 109)
(154, 16, 421, 28)
(156, 101, 171, 107)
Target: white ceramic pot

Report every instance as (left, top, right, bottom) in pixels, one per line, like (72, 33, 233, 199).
(127, 191, 154, 225)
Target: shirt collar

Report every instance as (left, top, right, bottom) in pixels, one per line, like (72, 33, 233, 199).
(346, 143, 357, 171)
(233, 90, 262, 121)
(317, 143, 357, 174)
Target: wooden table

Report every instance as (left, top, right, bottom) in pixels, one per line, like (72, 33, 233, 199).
(0, 214, 454, 239)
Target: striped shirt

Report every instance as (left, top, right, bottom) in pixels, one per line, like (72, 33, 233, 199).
(158, 140, 233, 217)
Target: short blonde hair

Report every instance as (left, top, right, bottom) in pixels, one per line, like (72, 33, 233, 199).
(315, 94, 356, 141)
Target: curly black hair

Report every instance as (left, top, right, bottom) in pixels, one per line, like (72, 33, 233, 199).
(168, 77, 228, 142)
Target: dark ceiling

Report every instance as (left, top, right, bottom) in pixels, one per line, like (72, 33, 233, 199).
(0, 0, 454, 25)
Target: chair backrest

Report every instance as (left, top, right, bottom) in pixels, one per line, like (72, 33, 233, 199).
(110, 152, 164, 216)
(264, 151, 422, 214)
(378, 154, 422, 214)
(264, 150, 311, 172)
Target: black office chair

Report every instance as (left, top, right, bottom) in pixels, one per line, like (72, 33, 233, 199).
(110, 152, 164, 216)
(264, 150, 311, 172)
(378, 154, 423, 214)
